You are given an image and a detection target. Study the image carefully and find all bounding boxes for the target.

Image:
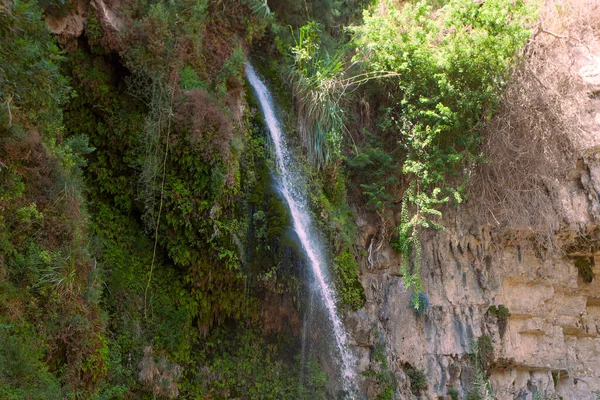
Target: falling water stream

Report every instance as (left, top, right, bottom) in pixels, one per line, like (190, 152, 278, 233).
(246, 63, 358, 396)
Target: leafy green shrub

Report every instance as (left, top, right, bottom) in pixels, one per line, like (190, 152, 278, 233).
(0, 329, 62, 400)
(403, 363, 428, 396)
(351, 0, 535, 293)
(288, 21, 345, 168)
(488, 305, 510, 319)
(0, 0, 68, 130)
(217, 46, 246, 94)
(573, 256, 594, 283)
(180, 65, 205, 90)
(411, 291, 430, 317)
(364, 335, 397, 399)
(362, 368, 397, 400)
(449, 387, 461, 400)
(85, 12, 104, 42)
(370, 338, 387, 369)
(488, 305, 510, 336)
(346, 140, 401, 219)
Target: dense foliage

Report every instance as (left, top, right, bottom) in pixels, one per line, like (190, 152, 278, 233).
(0, 0, 537, 396)
(268, 0, 534, 313)
(350, 0, 534, 306)
(1, 0, 330, 397)
(1, 1, 104, 397)
(287, 21, 345, 167)
(0, 0, 67, 129)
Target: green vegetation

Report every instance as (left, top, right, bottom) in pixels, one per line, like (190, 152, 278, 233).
(488, 305, 510, 336)
(1, 0, 329, 397)
(468, 335, 495, 400)
(288, 21, 345, 168)
(333, 248, 365, 309)
(0, 0, 543, 396)
(196, 328, 327, 399)
(0, 329, 62, 400)
(351, 0, 534, 302)
(488, 305, 510, 319)
(411, 291, 430, 317)
(403, 362, 428, 396)
(307, 165, 365, 309)
(267, 0, 536, 314)
(449, 387, 461, 400)
(0, 0, 68, 130)
(573, 256, 594, 283)
(362, 337, 398, 399)
(0, 1, 106, 397)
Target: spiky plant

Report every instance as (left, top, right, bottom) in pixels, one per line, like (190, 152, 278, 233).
(246, 0, 272, 19)
(288, 22, 346, 168)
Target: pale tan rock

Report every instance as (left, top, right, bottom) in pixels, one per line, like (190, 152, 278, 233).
(45, 0, 88, 37)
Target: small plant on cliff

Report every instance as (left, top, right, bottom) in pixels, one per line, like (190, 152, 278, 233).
(362, 334, 397, 399)
(411, 291, 430, 317)
(466, 392, 483, 400)
(403, 363, 428, 396)
(288, 21, 346, 168)
(468, 336, 495, 400)
(532, 391, 564, 400)
(449, 387, 461, 400)
(572, 256, 594, 283)
(487, 305, 510, 336)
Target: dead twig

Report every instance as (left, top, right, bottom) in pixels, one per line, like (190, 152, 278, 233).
(534, 22, 569, 40)
(465, 0, 599, 251)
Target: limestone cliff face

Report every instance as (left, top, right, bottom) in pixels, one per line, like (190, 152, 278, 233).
(350, 207, 599, 399)
(348, 3, 600, 397)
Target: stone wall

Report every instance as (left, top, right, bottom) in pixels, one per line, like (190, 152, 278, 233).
(350, 214, 599, 399)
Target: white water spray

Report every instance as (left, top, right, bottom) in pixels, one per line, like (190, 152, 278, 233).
(246, 63, 357, 395)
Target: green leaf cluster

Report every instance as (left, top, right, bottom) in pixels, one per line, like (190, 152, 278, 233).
(0, 328, 62, 400)
(362, 336, 398, 399)
(403, 363, 428, 396)
(0, 0, 69, 130)
(195, 329, 327, 399)
(351, 0, 535, 295)
(288, 21, 346, 168)
(0, 2, 110, 395)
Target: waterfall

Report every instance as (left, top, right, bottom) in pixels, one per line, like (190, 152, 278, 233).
(246, 63, 357, 396)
